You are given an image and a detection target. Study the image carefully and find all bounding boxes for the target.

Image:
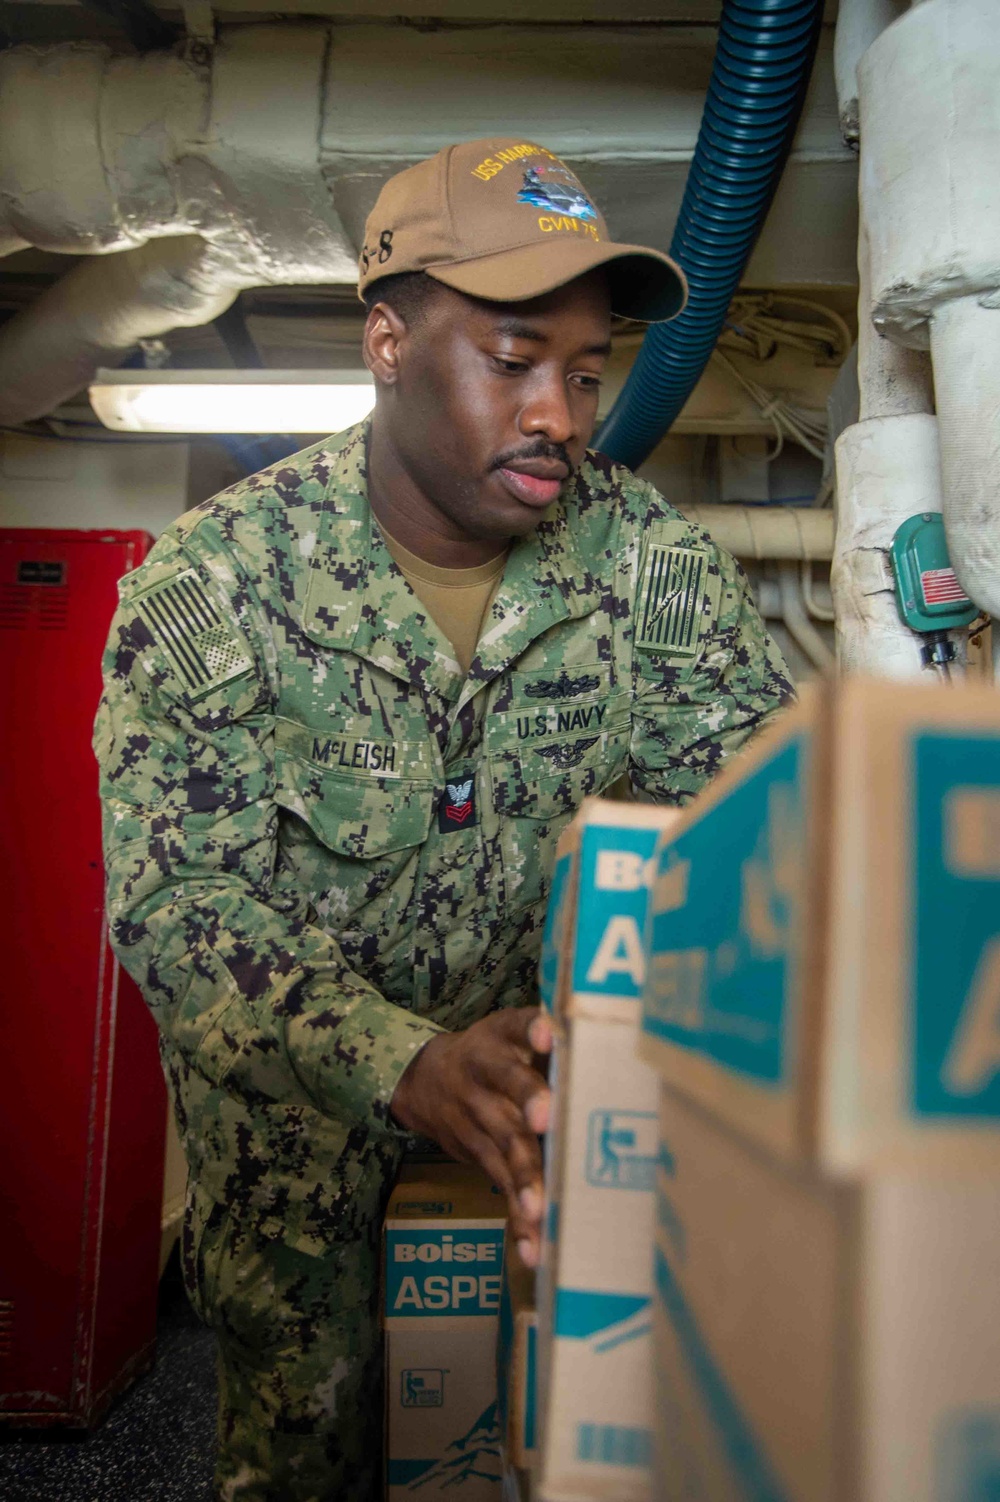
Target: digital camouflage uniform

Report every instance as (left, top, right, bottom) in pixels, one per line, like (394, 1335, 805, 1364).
(94, 419, 792, 1501)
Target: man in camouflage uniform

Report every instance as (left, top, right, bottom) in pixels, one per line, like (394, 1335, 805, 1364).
(95, 137, 792, 1501)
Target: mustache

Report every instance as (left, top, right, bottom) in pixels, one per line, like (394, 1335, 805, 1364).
(490, 439, 573, 472)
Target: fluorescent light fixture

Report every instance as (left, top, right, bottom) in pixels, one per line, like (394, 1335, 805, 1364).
(89, 368, 376, 434)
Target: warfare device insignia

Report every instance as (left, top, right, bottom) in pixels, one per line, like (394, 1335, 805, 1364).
(523, 673, 601, 701)
(532, 737, 600, 772)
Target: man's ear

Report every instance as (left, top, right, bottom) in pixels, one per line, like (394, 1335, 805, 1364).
(363, 301, 408, 386)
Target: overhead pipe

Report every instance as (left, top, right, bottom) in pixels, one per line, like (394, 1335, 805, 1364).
(0, 29, 356, 425)
(0, 21, 850, 429)
(0, 237, 250, 427)
(676, 503, 833, 561)
(596, 0, 825, 471)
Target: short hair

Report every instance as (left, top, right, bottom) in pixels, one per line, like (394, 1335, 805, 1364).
(361, 270, 442, 328)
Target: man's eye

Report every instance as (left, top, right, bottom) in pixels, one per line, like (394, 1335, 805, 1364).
(491, 356, 529, 374)
(573, 373, 603, 390)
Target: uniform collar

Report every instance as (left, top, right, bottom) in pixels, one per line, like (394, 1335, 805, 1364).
(301, 420, 603, 702)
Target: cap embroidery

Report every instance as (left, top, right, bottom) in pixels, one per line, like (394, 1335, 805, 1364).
(517, 165, 597, 223)
(471, 141, 559, 182)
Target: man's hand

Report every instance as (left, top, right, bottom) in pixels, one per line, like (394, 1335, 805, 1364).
(391, 1008, 554, 1268)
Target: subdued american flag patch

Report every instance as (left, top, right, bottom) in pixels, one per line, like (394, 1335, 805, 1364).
(137, 569, 253, 695)
(636, 544, 709, 654)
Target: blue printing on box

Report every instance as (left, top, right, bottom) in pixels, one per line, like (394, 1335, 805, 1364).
(576, 1423, 651, 1468)
(554, 1288, 650, 1342)
(385, 1228, 505, 1318)
(912, 731, 1000, 1122)
(572, 824, 661, 998)
(585, 1108, 658, 1191)
(643, 736, 805, 1086)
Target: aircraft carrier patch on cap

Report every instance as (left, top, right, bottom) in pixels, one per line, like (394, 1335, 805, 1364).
(636, 544, 710, 655)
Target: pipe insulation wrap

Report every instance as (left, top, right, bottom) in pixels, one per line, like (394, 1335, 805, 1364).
(832, 413, 967, 678)
(596, 0, 825, 471)
(0, 28, 360, 424)
(0, 31, 353, 276)
(832, 0, 905, 146)
(675, 503, 833, 560)
(0, 239, 251, 427)
(858, 0, 1000, 348)
(929, 297, 1000, 619)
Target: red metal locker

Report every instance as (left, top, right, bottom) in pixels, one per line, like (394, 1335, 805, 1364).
(0, 527, 168, 1428)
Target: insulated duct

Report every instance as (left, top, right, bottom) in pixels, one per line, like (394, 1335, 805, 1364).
(832, 414, 968, 677)
(832, 0, 905, 147)
(596, 0, 825, 471)
(676, 504, 833, 561)
(0, 19, 852, 431)
(0, 238, 250, 425)
(858, 0, 1000, 619)
(0, 28, 356, 425)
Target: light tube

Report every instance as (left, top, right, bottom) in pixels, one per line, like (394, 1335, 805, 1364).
(89, 369, 376, 434)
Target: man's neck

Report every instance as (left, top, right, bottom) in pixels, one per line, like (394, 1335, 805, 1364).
(366, 416, 507, 569)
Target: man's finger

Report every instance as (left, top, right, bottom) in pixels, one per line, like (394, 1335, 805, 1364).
(528, 1012, 554, 1056)
(465, 1094, 545, 1224)
(488, 1006, 548, 1054)
(473, 1049, 550, 1118)
(466, 1092, 543, 1181)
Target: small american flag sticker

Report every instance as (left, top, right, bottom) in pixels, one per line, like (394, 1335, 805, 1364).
(636, 544, 708, 654)
(920, 568, 970, 608)
(138, 569, 253, 695)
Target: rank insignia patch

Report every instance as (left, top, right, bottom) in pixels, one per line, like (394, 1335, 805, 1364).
(438, 778, 477, 832)
(636, 544, 708, 655)
(137, 569, 254, 696)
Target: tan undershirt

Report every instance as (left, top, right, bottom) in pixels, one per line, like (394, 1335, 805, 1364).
(379, 525, 508, 674)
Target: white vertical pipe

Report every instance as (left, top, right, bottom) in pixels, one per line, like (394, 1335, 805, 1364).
(929, 296, 1000, 618)
(833, 414, 966, 677)
(833, 0, 907, 146)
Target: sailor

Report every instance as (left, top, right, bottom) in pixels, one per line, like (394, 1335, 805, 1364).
(94, 136, 793, 1501)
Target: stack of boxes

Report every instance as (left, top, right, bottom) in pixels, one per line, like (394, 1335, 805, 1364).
(390, 677, 1000, 1502)
(533, 801, 680, 1502)
(641, 680, 1000, 1502)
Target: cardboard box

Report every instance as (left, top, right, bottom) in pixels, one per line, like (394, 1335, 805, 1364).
(652, 1085, 1000, 1502)
(641, 679, 1000, 1174)
(384, 1163, 507, 1502)
(497, 1241, 538, 1471)
(536, 799, 680, 1502)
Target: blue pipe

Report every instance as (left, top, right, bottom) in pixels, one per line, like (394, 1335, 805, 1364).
(596, 0, 825, 471)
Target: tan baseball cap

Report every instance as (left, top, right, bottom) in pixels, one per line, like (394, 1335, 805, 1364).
(357, 137, 687, 324)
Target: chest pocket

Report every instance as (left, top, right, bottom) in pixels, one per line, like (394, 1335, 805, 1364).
(486, 688, 630, 914)
(273, 717, 436, 859)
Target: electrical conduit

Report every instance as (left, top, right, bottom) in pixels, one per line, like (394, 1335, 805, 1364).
(596, 0, 825, 471)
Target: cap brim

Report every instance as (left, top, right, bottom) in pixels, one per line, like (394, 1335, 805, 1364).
(426, 239, 687, 324)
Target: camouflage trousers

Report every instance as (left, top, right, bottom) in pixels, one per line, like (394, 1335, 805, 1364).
(182, 1182, 384, 1502)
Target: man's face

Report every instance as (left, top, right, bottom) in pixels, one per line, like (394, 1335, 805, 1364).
(364, 273, 613, 542)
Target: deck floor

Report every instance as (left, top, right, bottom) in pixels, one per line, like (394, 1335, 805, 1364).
(0, 1255, 217, 1502)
